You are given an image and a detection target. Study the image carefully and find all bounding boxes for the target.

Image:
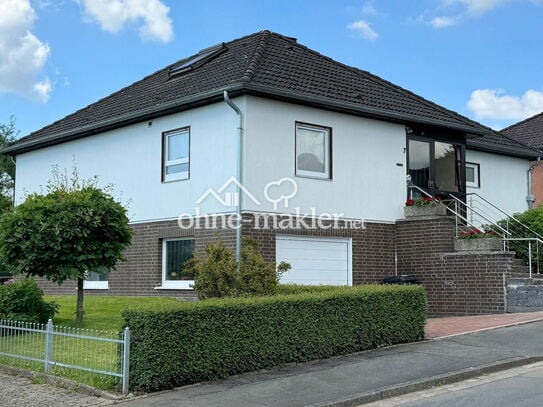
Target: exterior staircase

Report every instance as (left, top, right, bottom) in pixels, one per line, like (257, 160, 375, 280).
(409, 185, 543, 314)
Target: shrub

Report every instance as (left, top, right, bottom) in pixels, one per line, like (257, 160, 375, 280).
(276, 284, 340, 295)
(0, 278, 58, 323)
(122, 284, 427, 392)
(499, 207, 543, 267)
(186, 238, 290, 299)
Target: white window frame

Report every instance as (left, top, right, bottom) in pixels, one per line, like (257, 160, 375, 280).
(295, 122, 331, 179)
(466, 162, 480, 188)
(157, 237, 195, 290)
(163, 127, 190, 182)
(83, 270, 109, 290)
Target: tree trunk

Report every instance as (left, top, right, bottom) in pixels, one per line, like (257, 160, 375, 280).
(76, 277, 84, 326)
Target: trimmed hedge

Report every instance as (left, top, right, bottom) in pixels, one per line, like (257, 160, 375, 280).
(122, 285, 426, 392)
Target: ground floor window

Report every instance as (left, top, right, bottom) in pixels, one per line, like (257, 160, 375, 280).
(161, 238, 195, 289)
(83, 267, 109, 290)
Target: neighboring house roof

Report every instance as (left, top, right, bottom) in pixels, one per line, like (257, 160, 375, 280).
(3, 30, 538, 158)
(501, 112, 543, 149)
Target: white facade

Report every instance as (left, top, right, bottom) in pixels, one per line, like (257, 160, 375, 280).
(15, 100, 243, 223)
(13, 95, 531, 225)
(243, 96, 407, 222)
(466, 149, 529, 216)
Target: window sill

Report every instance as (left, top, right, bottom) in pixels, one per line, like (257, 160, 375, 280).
(83, 283, 109, 290)
(154, 283, 194, 290)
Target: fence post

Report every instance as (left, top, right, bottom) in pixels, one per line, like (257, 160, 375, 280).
(122, 327, 130, 394)
(44, 319, 53, 373)
(529, 241, 533, 279)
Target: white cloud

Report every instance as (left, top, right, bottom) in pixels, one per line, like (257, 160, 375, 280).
(361, 1, 377, 15)
(447, 0, 510, 16)
(347, 20, 378, 41)
(430, 16, 458, 27)
(80, 0, 173, 43)
(422, 0, 519, 28)
(468, 89, 543, 120)
(0, 0, 52, 102)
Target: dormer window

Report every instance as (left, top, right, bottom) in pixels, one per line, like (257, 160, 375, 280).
(169, 43, 227, 77)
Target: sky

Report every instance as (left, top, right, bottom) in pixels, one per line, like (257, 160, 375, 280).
(1, 0, 542, 138)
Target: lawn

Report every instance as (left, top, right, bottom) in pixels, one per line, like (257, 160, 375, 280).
(1, 295, 182, 390)
(47, 295, 181, 330)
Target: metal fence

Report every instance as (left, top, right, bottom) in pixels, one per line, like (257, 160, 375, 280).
(0, 319, 130, 393)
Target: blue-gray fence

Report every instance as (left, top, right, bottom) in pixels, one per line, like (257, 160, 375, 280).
(0, 319, 130, 393)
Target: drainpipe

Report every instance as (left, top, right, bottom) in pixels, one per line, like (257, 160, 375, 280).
(223, 91, 243, 262)
(527, 157, 541, 210)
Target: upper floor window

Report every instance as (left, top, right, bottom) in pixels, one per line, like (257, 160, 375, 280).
(295, 122, 331, 179)
(466, 162, 480, 188)
(163, 127, 190, 182)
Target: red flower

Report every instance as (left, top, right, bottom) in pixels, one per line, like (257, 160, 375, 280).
(405, 199, 415, 207)
(424, 197, 432, 202)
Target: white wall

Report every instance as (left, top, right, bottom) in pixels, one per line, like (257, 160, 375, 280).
(15, 100, 243, 222)
(243, 97, 407, 222)
(466, 149, 529, 216)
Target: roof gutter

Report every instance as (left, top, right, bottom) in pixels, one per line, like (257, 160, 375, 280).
(3, 84, 246, 155)
(242, 83, 491, 137)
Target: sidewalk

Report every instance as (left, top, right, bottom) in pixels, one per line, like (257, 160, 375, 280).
(119, 319, 543, 407)
(425, 310, 543, 339)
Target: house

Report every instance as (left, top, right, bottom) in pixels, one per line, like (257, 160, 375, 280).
(3, 31, 539, 309)
(502, 112, 543, 207)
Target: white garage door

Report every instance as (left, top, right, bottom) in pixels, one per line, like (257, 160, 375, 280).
(276, 235, 352, 286)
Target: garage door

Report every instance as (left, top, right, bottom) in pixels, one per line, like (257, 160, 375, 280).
(276, 235, 352, 286)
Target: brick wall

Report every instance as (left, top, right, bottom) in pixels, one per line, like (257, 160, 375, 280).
(531, 162, 543, 207)
(38, 217, 236, 299)
(396, 216, 513, 316)
(36, 211, 513, 317)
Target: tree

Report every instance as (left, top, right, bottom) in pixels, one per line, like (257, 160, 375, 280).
(0, 171, 133, 325)
(0, 116, 17, 213)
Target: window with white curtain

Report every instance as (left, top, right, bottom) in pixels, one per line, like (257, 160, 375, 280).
(295, 122, 331, 179)
(163, 127, 190, 182)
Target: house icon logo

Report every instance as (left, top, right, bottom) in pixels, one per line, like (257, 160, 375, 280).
(196, 176, 261, 207)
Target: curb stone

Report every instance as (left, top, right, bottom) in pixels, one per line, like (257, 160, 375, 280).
(308, 356, 543, 407)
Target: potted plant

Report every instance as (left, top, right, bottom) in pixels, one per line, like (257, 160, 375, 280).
(454, 228, 503, 251)
(404, 196, 447, 218)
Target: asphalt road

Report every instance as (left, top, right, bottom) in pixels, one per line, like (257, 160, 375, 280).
(363, 362, 543, 407)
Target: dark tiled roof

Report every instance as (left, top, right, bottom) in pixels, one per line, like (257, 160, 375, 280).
(4, 31, 538, 158)
(501, 112, 543, 149)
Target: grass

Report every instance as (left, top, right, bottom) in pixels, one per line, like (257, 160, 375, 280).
(1, 295, 181, 391)
(47, 295, 181, 331)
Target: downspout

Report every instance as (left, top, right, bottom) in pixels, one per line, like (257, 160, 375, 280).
(527, 157, 541, 210)
(223, 91, 243, 262)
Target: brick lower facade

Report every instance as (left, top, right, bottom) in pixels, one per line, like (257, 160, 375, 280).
(396, 216, 513, 316)
(37, 212, 514, 316)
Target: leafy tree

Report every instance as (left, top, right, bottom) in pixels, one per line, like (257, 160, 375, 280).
(0, 170, 133, 325)
(0, 116, 17, 212)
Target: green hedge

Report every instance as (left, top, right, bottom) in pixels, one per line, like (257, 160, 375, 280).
(122, 285, 427, 392)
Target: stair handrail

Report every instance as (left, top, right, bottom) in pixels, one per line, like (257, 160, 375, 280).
(447, 194, 512, 238)
(462, 192, 543, 240)
(406, 186, 502, 237)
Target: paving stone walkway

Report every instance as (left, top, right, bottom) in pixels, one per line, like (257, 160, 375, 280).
(425, 310, 543, 339)
(0, 371, 114, 407)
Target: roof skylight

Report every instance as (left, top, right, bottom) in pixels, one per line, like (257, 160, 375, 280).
(169, 43, 227, 77)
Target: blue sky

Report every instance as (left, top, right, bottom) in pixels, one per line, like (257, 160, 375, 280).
(1, 0, 542, 138)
